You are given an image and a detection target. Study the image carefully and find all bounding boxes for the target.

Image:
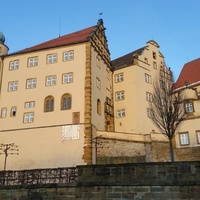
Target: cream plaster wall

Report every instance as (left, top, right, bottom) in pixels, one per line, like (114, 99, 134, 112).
(0, 125, 85, 170)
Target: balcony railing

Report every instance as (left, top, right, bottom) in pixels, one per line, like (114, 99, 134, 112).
(0, 167, 78, 186)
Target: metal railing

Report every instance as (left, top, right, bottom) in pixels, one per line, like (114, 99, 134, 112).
(0, 167, 78, 186)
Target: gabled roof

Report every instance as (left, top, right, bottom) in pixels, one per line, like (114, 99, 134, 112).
(111, 48, 144, 70)
(8, 25, 96, 55)
(174, 58, 200, 90)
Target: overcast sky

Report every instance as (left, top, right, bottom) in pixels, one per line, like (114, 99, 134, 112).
(1, 0, 200, 80)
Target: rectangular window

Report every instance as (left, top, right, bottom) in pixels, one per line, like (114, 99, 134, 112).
(96, 56, 101, 68)
(62, 73, 73, 84)
(8, 81, 18, 92)
(25, 101, 35, 108)
(96, 77, 101, 90)
(115, 73, 124, 83)
(26, 78, 36, 89)
(146, 92, 153, 102)
(63, 51, 74, 61)
(196, 131, 200, 144)
(144, 57, 148, 64)
(153, 52, 156, 59)
(153, 61, 157, 69)
(28, 57, 38, 67)
(185, 102, 194, 113)
(1, 108, 7, 118)
(180, 132, 189, 145)
(24, 112, 34, 123)
(10, 107, 17, 117)
(115, 91, 125, 101)
(116, 109, 125, 118)
(145, 74, 152, 84)
(9, 60, 19, 70)
(46, 76, 56, 86)
(47, 54, 57, 64)
(147, 108, 153, 118)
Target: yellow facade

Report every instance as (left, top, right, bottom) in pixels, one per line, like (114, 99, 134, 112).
(0, 20, 114, 170)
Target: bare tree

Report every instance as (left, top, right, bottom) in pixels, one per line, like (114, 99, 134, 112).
(149, 69, 186, 161)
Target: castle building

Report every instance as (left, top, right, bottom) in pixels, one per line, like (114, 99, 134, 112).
(112, 40, 169, 134)
(0, 20, 114, 170)
(173, 58, 200, 148)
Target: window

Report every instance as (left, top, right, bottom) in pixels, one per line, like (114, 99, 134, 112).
(96, 77, 101, 90)
(8, 81, 18, 92)
(26, 78, 36, 89)
(1, 108, 7, 118)
(144, 57, 148, 64)
(44, 96, 54, 112)
(9, 60, 19, 70)
(47, 54, 57, 64)
(97, 99, 101, 115)
(24, 112, 34, 123)
(146, 92, 153, 102)
(106, 69, 110, 80)
(185, 102, 194, 113)
(115, 73, 124, 83)
(106, 88, 110, 98)
(116, 109, 125, 118)
(145, 74, 152, 84)
(96, 56, 101, 68)
(116, 91, 125, 101)
(61, 94, 72, 110)
(147, 108, 153, 118)
(153, 52, 156, 59)
(153, 61, 157, 69)
(10, 107, 17, 117)
(28, 57, 38, 67)
(196, 131, 200, 144)
(25, 101, 35, 108)
(62, 73, 73, 84)
(179, 132, 189, 145)
(63, 51, 74, 61)
(46, 76, 56, 86)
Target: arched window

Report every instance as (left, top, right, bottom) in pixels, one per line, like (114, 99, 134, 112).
(44, 96, 54, 112)
(97, 99, 101, 115)
(61, 93, 72, 110)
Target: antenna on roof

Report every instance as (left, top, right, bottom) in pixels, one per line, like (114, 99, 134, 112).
(99, 12, 103, 19)
(59, 18, 61, 37)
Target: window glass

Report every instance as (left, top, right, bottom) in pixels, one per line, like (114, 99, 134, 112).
(180, 133, 189, 145)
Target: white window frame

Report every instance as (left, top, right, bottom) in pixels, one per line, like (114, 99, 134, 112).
(147, 108, 153, 118)
(24, 112, 34, 123)
(25, 101, 35, 108)
(185, 102, 194, 113)
(146, 92, 153, 102)
(115, 91, 124, 101)
(47, 54, 57, 64)
(96, 77, 101, 90)
(11, 107, 17, 117)
(26, 79, 36, 89)
(46, 76, 56, 86)
(63, 51, 74, 61)
(8, 81, 18, 92)
(1, 108, 7, 118)
(196, 131, 200, 144)
(62, 73, 73, 84)
(115, 73, 124, 83)
(180, 132, 189, 145)
(145, 74, 152, 84)
(28, 57, 38, 67)
(9, 60, 19, 70)
(116, 109, 125, 118)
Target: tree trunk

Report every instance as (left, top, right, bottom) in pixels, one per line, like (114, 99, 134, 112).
(169, 138, 174, 162)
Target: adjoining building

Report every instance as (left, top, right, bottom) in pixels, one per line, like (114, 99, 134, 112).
(0, 19, 114, 170)
(173, 58, 200, 148)
(112, 40, 170, 134)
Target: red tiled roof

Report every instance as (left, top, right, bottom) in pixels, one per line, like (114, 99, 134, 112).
(111, 48, 144, 70)
(10, 25, 96, 55)
(174, 58, 200, 90)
